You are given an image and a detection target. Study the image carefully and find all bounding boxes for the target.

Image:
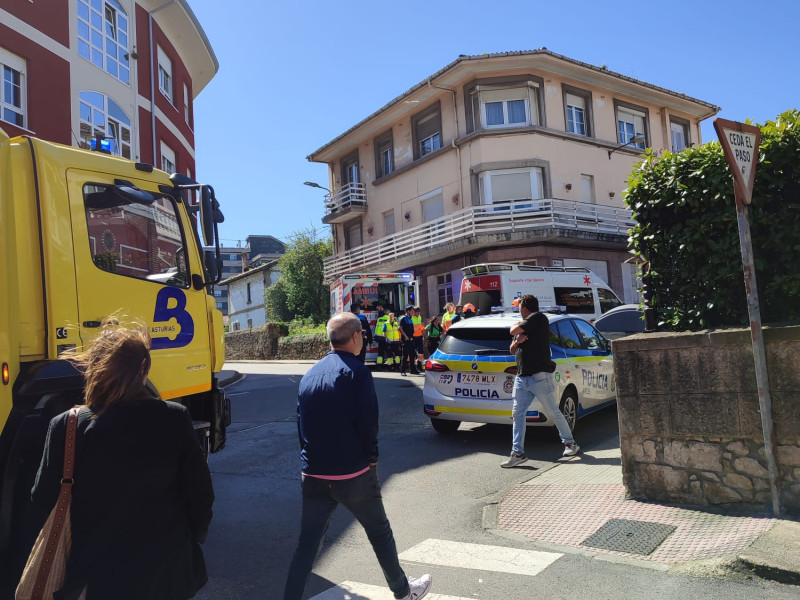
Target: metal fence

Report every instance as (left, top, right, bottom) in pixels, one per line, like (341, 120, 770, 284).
(324, 198, 635, 280)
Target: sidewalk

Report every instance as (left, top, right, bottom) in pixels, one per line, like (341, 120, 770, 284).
(490, 437, 800, 585)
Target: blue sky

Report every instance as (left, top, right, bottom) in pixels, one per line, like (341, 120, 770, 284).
(188, 0, 799, 247)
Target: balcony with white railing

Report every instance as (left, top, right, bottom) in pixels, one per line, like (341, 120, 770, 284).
(321, 182, 368, 224)
(324, 198, 635, 281)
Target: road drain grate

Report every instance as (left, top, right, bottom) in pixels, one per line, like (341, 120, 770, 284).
(581, 519, 676, 555)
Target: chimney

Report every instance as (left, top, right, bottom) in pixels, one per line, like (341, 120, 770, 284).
(241, 250, 248, 272)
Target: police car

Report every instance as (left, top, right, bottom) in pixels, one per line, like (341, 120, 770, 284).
(422, 310, 616, 434)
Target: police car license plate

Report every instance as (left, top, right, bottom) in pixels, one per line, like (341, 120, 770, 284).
(457, 373, 497, 385)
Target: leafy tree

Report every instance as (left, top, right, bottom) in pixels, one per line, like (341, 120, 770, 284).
(626, 109, 800, 330)
(271, 228, 332, 323)
(264, 278, 291, 323)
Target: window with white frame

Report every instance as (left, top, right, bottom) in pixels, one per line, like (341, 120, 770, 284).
(77, 0, 130, 84)
(383, 210, 395, 236)
(565, 93, 587, 135)
(616, 106, 647, 148)
(412, 103, 442, 159)
(79, 91, 131, 158)
(437, 273, 453, 311)
(421, 190, 444, 220)
(374, 131, 394, 178)
(157, 46, 173, 102)
(480, 86, 534, 128)
(479, 168, 544, 208)
(183, 83, 190, 125)
(344, 220, 362, 250)
(671, 118, 690, 152)
(1, 49, 26, 128)
(581, 174, 595, 204)
(160, 141, 176, 174)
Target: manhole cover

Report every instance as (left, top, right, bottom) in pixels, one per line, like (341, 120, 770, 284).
(581, 519, 676, 555)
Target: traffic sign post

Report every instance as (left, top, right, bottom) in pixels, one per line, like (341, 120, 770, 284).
(714, 118, 780, 516)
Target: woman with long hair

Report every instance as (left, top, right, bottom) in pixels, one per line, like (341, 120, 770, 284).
(30, 318, 213, 600)
(425, 315, 443, 356)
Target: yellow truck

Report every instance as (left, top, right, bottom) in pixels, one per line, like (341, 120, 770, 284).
(0, 127, 230, 572)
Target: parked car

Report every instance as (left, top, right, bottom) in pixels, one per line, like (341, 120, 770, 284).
(422, 311, 615, 434)
(593, 304, 645, 340)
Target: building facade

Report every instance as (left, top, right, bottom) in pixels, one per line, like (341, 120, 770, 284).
(223, 260, 280, 331)
(208, 235, 285, 314)
(0, 0, 216, 177)
(307, 50, 719, 317)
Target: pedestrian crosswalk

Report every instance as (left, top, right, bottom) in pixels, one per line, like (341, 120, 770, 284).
(308, 538, 564, 600)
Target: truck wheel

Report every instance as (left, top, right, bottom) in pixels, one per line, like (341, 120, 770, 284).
(430, 418, 460, 434)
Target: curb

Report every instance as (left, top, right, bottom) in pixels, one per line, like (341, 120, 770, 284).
(219, 371, 243, 388)
(734, 557, 800, 586)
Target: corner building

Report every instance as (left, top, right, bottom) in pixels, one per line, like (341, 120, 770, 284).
(307, 50, 719, 316)
(0, 0, 216, 178)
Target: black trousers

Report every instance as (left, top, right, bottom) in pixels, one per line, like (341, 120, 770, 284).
(400, 340, 417, 373)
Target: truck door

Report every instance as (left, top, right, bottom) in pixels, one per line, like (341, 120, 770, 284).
(67, 171, 213, 401)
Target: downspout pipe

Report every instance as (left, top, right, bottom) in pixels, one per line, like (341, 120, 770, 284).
(428, 78, 464, 209)
(149, 1, 177, 165)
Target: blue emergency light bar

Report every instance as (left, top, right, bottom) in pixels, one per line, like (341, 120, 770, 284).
(91, 138, 112, 152)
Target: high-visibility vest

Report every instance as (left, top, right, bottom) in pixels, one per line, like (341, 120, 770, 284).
(426, 323, 442, 338)
(412, 315, 425, 337)
(442, 311, 455, 331)
(375, 314, 389, 338)
(384, 320, 400, 342)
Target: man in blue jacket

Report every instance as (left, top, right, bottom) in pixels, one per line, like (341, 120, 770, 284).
(283, 312, 432, 600)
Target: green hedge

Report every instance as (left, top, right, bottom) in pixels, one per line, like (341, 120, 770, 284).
(626, 109, 800, 330)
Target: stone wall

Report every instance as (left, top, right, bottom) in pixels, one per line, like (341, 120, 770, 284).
(613, 326, 800, 515)
(224, 324, 328, 361)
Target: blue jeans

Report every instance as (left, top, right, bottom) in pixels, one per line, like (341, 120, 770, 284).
(512, 372, 574, 454)
(283, 468, 409, 600)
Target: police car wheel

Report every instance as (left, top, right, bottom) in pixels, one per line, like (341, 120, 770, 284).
(430, 418, 461, 434)
(559, 389, 578, 433)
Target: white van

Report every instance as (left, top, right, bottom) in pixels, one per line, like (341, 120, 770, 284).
(459, 263, 622, 320)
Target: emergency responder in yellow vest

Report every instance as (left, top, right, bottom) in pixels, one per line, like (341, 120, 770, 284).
(412, 306, 425, 371)
(382, 312, 401, 369)
(442, 302, 457, 332)
(374, 306, 389, 367)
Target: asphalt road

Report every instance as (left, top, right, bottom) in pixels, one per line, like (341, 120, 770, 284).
(197, 361, 798, 600)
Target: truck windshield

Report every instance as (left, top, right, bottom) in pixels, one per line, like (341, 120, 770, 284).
(83, 184, 188, 287)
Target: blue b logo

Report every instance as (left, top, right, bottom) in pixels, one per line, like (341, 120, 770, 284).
(152, 287, 194, 350)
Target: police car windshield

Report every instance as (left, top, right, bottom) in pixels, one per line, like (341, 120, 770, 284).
(438, 327, 509, 355)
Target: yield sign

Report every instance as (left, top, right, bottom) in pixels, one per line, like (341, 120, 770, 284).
(713, 118, 761, 206)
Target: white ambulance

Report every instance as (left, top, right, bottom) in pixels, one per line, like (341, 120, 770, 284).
(459, 263, 622, 321)
(330, 273, 419, 361)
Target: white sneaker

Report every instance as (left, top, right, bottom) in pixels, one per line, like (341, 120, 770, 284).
(500, 451, 528, 468)
(399, 574, 432, 599)
(563, 442, 580, 457)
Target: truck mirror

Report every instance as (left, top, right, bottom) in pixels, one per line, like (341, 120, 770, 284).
(203, 250, 219, 283)
(199, 185, 215, 246)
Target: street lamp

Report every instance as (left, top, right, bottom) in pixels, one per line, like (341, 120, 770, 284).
(303, 181, 330, 193)
(304, 181, 337, 253)
(608, 135, 646, 159)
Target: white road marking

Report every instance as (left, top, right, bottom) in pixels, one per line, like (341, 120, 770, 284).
(399, 538, 563, 577)
(309, 581, 468, 600)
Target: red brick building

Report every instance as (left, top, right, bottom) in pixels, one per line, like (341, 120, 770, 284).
(0, 0, 217, 176)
